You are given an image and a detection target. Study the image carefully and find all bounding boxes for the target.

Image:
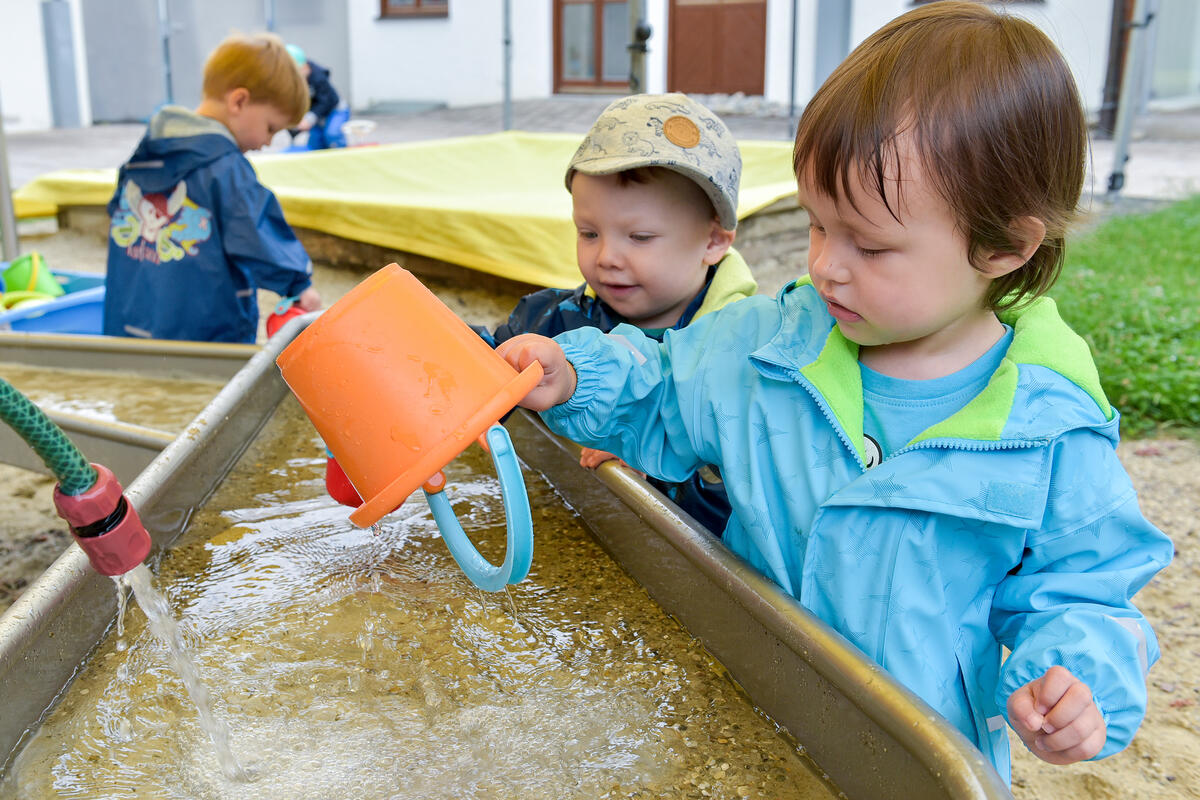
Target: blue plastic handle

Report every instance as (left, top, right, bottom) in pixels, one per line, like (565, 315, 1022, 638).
(423, 424, 533, 592)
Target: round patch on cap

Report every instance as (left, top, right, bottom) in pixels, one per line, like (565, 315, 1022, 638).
(663, 115, 701, 148)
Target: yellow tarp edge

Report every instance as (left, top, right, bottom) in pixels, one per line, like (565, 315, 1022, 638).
(12, 131, 798, 289)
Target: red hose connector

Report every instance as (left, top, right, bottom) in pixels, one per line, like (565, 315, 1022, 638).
(53, 463, 151, 576)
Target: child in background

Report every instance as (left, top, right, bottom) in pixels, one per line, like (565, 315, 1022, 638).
(481, 92, 757, 534)
(104, 32, 321, 343)
(497, 1, 1172, 782)
(286, 44, 348, 150)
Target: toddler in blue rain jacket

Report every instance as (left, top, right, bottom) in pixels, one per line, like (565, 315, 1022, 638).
(495, 2, 1173, 783)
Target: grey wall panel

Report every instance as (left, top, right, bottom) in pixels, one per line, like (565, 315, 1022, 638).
(41, 0, 82, 128)
(84, 0, 351, 124)
(83, 0, 162, 122)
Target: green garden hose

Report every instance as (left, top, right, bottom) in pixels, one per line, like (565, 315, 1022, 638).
(0, 377, 96, 494)
(0, 376, 151, 576)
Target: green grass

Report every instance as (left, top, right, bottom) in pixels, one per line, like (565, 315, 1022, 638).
(1051, 193, 1200, 437)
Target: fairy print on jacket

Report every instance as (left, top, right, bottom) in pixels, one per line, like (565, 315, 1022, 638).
(110, 179, 214, 264)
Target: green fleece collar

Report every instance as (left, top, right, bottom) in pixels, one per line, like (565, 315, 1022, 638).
(693, 247, 758, 319)
(583, 246, 758, 318)
(790, 276, 1113, 453)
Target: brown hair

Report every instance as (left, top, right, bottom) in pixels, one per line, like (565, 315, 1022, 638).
(578, 166, 720, 223)
(793, 1, 1086, 310)
(202, 32, 309, 125)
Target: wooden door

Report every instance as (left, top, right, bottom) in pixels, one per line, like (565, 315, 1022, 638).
(668, 0, 766, 95)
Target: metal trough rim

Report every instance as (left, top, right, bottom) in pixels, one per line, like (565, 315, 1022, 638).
(0, 316, 1010, 798)
(0, 331, 259, 484)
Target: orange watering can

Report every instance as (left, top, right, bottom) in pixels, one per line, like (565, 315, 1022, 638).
(275, 263, 542, 591)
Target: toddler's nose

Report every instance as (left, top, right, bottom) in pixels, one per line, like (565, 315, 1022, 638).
(595, 238, 623, 270)
(809, 243, 848, 284)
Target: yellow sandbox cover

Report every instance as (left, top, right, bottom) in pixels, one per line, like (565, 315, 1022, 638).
(13, 131, 797, 289)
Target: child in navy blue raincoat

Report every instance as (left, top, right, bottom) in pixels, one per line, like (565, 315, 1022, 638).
(104, 32, 321, 343)
(481, 93, 758, 534)
(497, 2, 1173, 783)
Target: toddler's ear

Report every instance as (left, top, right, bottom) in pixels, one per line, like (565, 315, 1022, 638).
(225, 87, 252, 115)
(982, 216, 1046, 278)
(703, 220, 737, 266)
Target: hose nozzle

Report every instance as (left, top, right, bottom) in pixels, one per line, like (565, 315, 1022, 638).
(53, 463, 151, 576)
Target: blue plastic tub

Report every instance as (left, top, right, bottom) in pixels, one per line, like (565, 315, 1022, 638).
(0, 285, 104, 334)
(54, 270, 105, 294)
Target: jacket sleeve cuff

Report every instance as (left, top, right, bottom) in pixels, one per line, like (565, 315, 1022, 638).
(996, 624, 1152, 760)
(544, 337, 606, 419)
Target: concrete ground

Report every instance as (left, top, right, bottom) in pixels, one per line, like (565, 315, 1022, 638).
(6, 97, 1199, 207)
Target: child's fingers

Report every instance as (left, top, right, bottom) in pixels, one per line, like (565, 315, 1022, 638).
(1012, 666, 1106, 764)
(1037, 680, 1105, 762)
(297, 286, 322, 310)
(495, 336, 544, 372)
(1035, 722, 1106, 764)
(1039, 678, 1097, 734)
(1006, 680, 1044, 735)
(1030, 665, 1078, 716)
(497, 335, 575, 410)
(579, 448, 618, 469)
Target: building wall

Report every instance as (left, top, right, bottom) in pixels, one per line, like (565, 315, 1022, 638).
(762, 0, 819, 111)
(643, 1, 669, 95)
(0, 0, 55, 132)
(2, 1, 1194, 131)
(842, 0, 1113, 115)
(81, 0, 350, 123)
(346, 0, 553, 110)
(638, 0, 1114, 115)
(1150, 0, 1200, 103)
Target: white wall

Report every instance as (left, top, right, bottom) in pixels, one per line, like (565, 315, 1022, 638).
(347, 0, 553, 109)
(763, 0, 819, 109)
(1000, 0, 1113, 114)
(0, 1, 54, 132)
(1150, 0, 1200, 103)
(644, 0, 668, 94)
(637, 0, 1114, 115)
(0, 0, 92, 131)
(845, 0, 1112, 115)
(67, 0, 92, 126)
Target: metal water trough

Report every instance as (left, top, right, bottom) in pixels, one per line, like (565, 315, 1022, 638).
(0, 320, 1011, 799)
(0, 332, 256, 483)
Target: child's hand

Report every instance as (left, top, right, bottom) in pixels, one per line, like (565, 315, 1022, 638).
(496, 334, 577, 411)
(579, 448, 647, 478)
(297, 286, 322, 311)
(579, 448, 619, 469)
(1007, 665, 1106, 765)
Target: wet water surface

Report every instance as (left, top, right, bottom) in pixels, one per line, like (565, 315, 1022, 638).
(0, 363, 224, 433)
(1, 401, 837, 799)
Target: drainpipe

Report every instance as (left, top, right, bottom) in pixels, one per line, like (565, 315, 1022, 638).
(0, 89, 17, 262)
(502, 0, 512, 130)
(628, 0, 651, 94)
(788, 0, 799, 138)
(156, 0, 174, 105)
(1106, 0, 1156, 199)
(1097, 0, 1133, 139)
